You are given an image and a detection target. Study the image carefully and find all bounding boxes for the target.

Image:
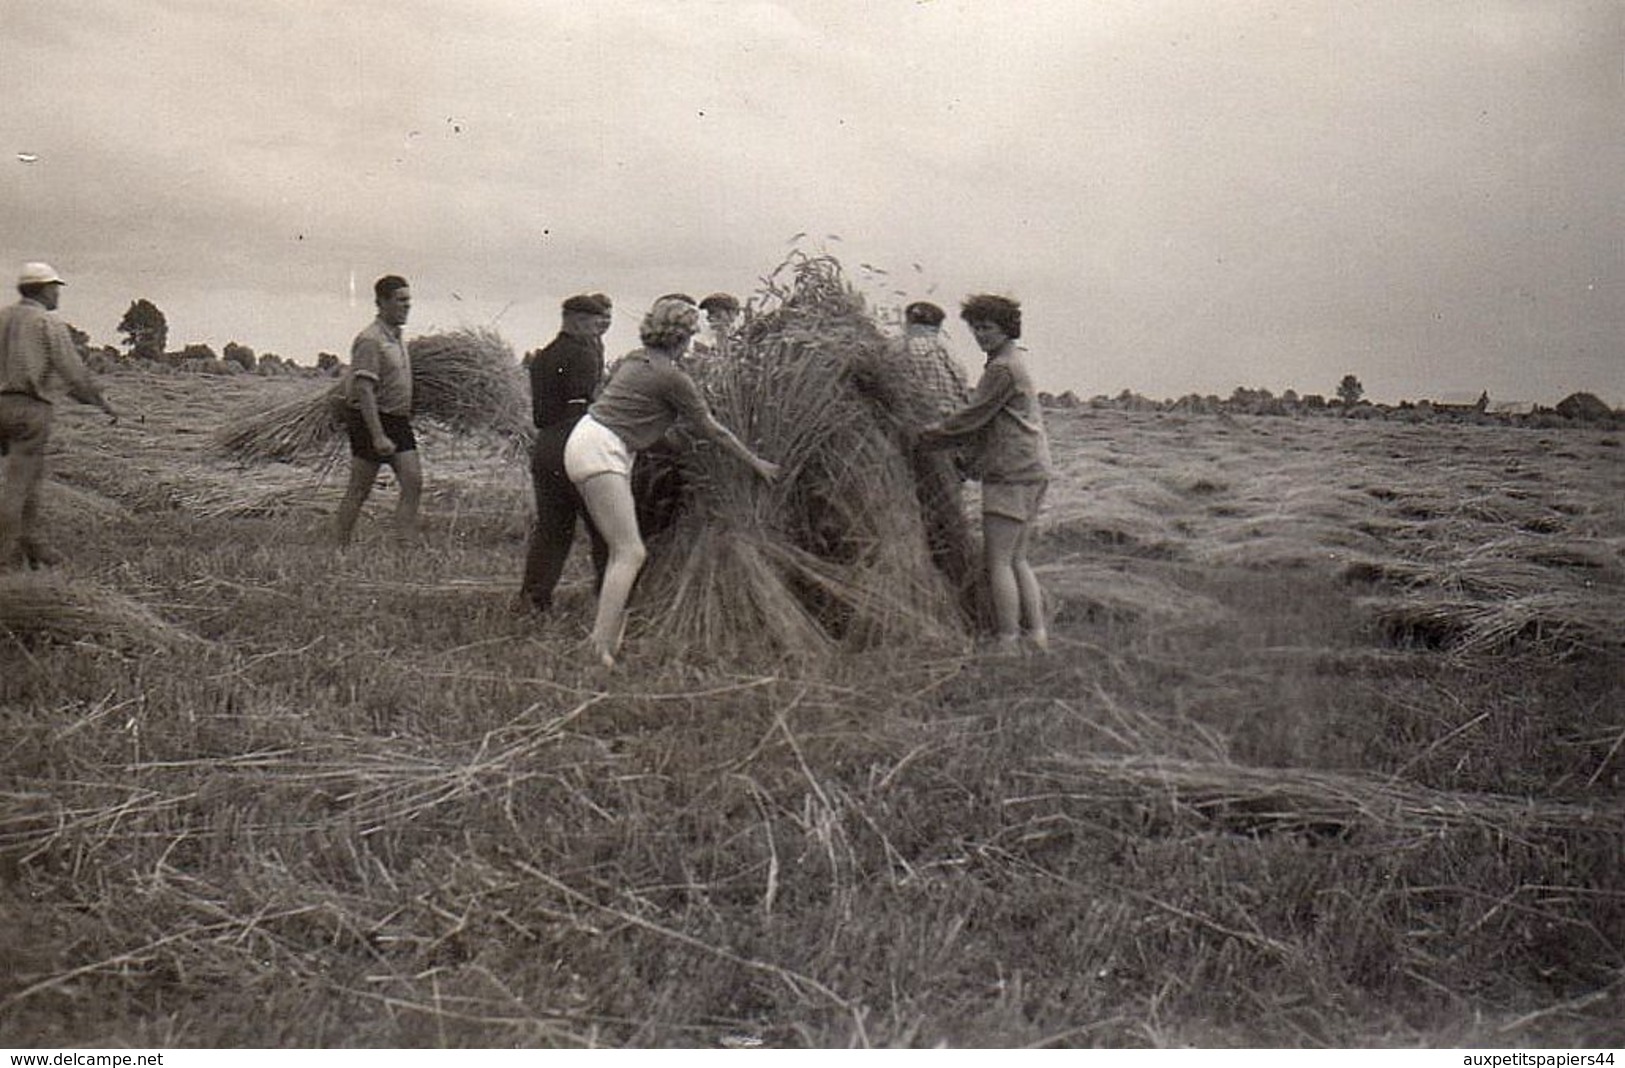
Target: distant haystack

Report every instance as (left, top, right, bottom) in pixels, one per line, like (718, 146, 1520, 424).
(1555, 391, 1614, 423)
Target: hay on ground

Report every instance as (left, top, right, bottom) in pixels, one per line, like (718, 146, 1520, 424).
(49, 449, 339, 518)
(1015, 754, 1622, 841)
(40, 480, 133, 530)
(1036, 560, 1229, 627)
(0, 572, 204, 652)
(1361, 591, 1622, 659)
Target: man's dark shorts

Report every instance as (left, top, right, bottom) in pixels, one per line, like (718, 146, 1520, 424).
(343, 407, 417, 462)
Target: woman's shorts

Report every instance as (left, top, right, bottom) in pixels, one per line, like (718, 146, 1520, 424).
(343, 408, 416, 461)
(982, 479, 1048, 522)
(564, 414, 633, 484)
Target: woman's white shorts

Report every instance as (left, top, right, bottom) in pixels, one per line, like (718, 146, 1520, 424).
(564, 414, 633, 484)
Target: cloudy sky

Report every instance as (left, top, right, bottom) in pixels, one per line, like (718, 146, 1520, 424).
(3, 0, 1621, 405)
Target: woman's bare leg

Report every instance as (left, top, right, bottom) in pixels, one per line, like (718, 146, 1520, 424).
(577, 472, 646, 666)
(1011, 518, 1046, 649)
(983, 513, 1024, 648)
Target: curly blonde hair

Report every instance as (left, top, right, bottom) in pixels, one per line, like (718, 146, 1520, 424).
(639, 296, 701, 350)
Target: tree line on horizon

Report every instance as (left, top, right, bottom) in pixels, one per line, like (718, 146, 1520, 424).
(66, 297, 1622, 427)
(1047, 375, 1620, 428)
(68, 297, 331, 378)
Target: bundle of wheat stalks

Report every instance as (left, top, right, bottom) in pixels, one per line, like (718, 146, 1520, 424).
(1343, 532, 1623, 659)
(211, 387, 349, 466)
(408, 328, 531, 442)
(1362, 591, 1622, 659)
(214, 328, 528, 464)
(633, 254, 969, 660)
(0, 572, 202, 652)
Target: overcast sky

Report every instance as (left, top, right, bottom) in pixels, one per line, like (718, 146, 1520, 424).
(3, 0, 1621, 405)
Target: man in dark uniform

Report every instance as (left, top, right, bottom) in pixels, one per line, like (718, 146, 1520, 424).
(517, 292, 613, 613)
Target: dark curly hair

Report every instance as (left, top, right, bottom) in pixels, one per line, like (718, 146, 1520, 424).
(959, 294, 1021, 340)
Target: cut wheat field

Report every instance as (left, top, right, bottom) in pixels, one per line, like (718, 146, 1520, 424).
(2, 366, 1621, 1048)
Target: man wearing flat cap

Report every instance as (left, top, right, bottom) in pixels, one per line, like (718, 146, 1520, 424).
(517, 292, 613, 613)
(894, 300, 975, 613)
(687, 292, 741, 385)
(697, 292, 739, 352)
(0, 262, 121, 570)
(898, 301, 971, 424)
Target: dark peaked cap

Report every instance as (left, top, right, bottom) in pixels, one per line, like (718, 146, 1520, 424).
(562, 293, 612, 315)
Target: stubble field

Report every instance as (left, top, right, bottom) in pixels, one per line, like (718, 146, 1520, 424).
(2, 367, 1621, 1048)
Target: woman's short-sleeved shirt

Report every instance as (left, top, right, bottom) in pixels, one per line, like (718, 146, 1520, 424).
(588, 350, 711, 452)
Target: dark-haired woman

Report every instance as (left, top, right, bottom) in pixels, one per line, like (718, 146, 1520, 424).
(919, 294, 1052, 653)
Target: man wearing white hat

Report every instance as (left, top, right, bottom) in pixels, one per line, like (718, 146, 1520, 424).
(0, 262, 121, 569)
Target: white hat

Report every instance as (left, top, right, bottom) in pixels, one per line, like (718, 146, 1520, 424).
(18, 262, 66, 286)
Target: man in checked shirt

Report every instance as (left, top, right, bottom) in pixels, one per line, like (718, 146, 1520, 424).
(894, 301, 976, 612)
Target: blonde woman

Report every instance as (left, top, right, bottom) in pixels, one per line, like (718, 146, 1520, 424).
(563, 296, 780, 666)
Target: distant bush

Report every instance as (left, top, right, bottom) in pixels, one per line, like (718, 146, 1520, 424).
(118, 298, 168, 361)
(223, 341, 257, 373)
(172, 343, 219, 367)
(176, 355, 237, 376)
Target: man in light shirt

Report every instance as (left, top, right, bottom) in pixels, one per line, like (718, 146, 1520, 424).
(332, 274, 420, 547)
(0, 262, 121, 569)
